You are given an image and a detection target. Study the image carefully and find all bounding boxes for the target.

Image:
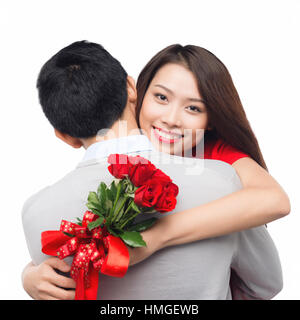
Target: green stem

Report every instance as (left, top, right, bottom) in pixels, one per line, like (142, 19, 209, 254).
(120, 211, 140, 229)
(111, 196, 128, 223)
(123, 200, 134, 216)
(117, 201, 133, 226)
(117, 200, 135, 225)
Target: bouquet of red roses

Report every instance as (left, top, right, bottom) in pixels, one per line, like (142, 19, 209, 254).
(41, 154, 178, 300)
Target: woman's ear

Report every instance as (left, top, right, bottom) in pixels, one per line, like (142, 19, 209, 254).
(54, 129, 83, 148)
(127, 76, 137, 103)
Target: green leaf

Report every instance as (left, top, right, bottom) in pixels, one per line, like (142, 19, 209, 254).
(110, 180, 118, 198)
(106, 199, 113, 210)
(88, 191, 100, 205)
(99, 182, 109, 212)
(110, 182, 122, 215)
(131, 201, 141, 213)
(97, 182, 107, 200)
(76, 217, 83, 226)
(63, 231, 75, 237)
(86, 202, 103, 216)
(106, 189, 113, 203)
(98, 183, 108, 211)
(120, 231, 146, 247)
(126, 217, 157, 232)
(87, 191, 104, 213)
(87, 216, 105, 231)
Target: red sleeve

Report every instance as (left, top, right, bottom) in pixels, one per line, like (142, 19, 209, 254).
(209, 139, 250, 165)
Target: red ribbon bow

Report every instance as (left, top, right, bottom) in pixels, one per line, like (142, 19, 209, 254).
(41, 211, 129, 300)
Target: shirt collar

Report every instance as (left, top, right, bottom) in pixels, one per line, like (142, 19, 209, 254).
(79, 134, 154, 164)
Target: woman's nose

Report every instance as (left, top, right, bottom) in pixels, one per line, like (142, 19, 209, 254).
(161, 106, 181, 128)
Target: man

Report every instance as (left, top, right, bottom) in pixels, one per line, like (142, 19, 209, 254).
(22, 41, 282, 300)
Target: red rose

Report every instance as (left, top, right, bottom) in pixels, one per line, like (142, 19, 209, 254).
(128, 158, 157, 187)
(107, 154, 132, 179)
(151, 169, 178, 197)
(154, 192, 177, 213)
(151, 169, 172, 182)
(163, 181, 179, 197)
(134, 178, 164, 208)
(128, 155, 151, 165)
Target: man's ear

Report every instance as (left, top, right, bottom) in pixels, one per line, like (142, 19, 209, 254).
(127, 76, 137, 103)
(54, 129, 83, 148)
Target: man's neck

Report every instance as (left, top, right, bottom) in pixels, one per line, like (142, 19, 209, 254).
(81, 120, 141, 150)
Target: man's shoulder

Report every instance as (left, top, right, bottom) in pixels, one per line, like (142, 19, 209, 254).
(21, 162, 113, 218)
(21, 169, 76, 218)
(21, 185, 50, 219)
(22, 167, 101, 215)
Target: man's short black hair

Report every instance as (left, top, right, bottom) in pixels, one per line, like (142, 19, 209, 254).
(37, 40, 128, 138)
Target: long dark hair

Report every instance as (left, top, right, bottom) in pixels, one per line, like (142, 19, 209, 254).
(136, 44, 268, 171)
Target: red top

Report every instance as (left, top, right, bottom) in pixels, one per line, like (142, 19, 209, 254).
(203, 138, 249, 165)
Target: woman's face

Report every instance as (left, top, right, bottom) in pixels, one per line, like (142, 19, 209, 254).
(139, 63, 209, 155)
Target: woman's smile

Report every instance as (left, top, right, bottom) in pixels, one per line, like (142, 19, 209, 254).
(151, 126, 184, 144)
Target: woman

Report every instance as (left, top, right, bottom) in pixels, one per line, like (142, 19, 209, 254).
(22, 44, 290, 299)
(126, 44, 290, 268)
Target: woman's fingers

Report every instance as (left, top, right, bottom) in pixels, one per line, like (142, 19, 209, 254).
(36, 281, 75, 300)
(51, 270, 76, 289)
(37, 258, 76, 299)
(45, 257, 71, 273)
(43, 258, 76, 290)
(46, 285, 75, 300)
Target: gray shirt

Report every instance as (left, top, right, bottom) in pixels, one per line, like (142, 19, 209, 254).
(22, 137, 282, 300)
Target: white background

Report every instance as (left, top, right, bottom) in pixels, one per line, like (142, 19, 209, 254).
(0, 0, 299, 299)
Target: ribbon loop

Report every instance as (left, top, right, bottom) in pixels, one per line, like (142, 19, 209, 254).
(57, 237, 78, 259)
(60, 220, 78, 235)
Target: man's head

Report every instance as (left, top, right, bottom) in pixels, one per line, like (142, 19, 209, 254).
(37, 40, 136, 147)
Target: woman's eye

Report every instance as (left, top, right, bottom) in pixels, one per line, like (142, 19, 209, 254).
(155, 93, 167, 102)
(187, 106, 202, 113)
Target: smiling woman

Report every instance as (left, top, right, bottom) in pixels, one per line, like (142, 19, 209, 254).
(129, 44, 290, 286)
(136, 44, 269, 170)
(139, 63, 208, 156)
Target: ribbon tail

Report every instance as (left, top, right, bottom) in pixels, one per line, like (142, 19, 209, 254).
(101, 235, 129, 277)
(75, 269, 85, 300)
(85, 267, 99, 300)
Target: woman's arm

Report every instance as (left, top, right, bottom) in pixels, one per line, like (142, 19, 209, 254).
(128, 157, 290, 265)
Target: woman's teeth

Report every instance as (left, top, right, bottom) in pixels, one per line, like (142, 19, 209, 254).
(153, 127, 182, 140)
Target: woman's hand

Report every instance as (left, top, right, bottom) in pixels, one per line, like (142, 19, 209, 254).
(22, 258, 76, 300)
